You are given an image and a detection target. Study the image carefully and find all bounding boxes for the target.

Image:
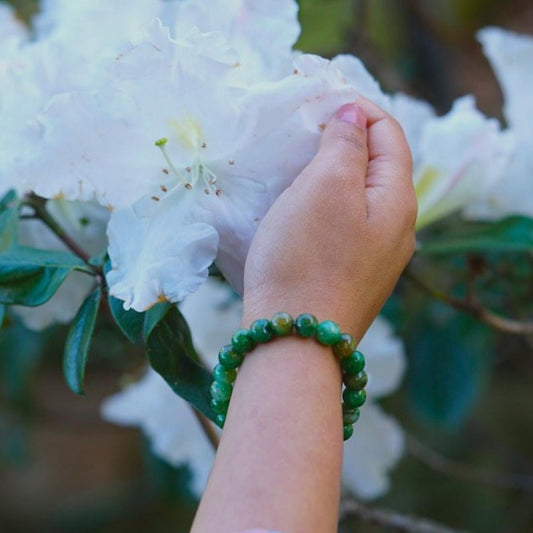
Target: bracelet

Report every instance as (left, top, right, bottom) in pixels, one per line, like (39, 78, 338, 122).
(209, 312, 367, 441)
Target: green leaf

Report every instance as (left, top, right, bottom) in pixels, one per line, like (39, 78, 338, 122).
(0, 304, 5, 328)
(419, 216, 533, 255)
(406, 304, 494, 426)
(0, 247, 85, 306)
(108, 296, 146, 345)
(143, 301, 172, 341)
(63, 287, 101, 395)
(0, 207, 19, 252)
(146, 305, 214, 422)
(0, 189, 17, 213)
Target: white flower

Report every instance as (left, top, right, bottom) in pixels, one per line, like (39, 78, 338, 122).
(464, 28, 533, 220)
(102, 280, 406, 500)
(12, 200, 109, 330)
(390, 94, 511, 229)
(100, 368, 215, 498)
(342, 315, 407, 500)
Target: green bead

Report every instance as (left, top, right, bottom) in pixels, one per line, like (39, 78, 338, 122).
(316, 320, 342, 345)
(231, 328, 255, 354)
(343, 424, 354, 441)
(271, 312, 294, 336)
(218, 344, 244, 369)
(210, 397, 229, 415)
(215, 413, 226, 428)
(333, 333, 357, 358)
(294, 313, 318, 337)
(213, 364, 237, 384)
(343, 371, 368, 391)
(249, 318, 274, 343)
(341, 350, 365, 375)
(343, 388, 367, 408)
(210, 380, 233, 402)
(342, 405, 360, 425)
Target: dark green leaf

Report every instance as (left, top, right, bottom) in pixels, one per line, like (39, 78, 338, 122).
(108, 296, 146, 345)
(143, 301, 172, 341)
(0, 304, 5, 328)
(63, 287, 101, 394)
(146, 305, 214, 421)
(406, 304, 494, 426)
(419, 216, 533, 255)
(0, 247, 84, 306)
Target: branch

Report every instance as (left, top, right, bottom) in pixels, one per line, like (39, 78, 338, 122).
(339, 499, 468, 533)
(191, 408, 220, 451)
(22, 193, 97, 268)
(407, 434, 533, 492)
(404, 268, 533, 335)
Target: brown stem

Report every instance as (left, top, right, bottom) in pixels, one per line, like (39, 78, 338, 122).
(404, 268, 533, 335)
(191, 408, 219, 451)
(22, 193, 97, 268)
(339, 499, 468, 533)
(407, 434, 533, 492)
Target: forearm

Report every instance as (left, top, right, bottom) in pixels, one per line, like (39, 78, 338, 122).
(191, 336, 343, 533)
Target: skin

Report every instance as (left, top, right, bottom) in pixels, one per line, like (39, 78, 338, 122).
(191, 98, 417, 533)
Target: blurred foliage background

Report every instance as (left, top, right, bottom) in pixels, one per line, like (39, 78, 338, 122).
(1, 1, 533, 532)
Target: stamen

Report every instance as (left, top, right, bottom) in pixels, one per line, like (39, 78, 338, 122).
(155, 138, 189, 185)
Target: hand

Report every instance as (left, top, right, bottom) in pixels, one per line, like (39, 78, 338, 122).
(242, 98, 417, 339)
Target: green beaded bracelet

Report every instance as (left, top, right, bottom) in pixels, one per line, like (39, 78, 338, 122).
(209, 312, 367, 441)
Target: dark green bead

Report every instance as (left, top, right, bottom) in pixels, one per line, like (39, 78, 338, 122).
(341, 350, 365, 375)
(249, 318, 274, 343)
(316, 320, 342, 345)
(271, 312, 294, 336)
(215, 413, 226, 428)
(231, 328, 255, 354)
(333, 333, 357, 358)
(294, 313, 318, 337)
(213, 363, 237, 384)
(218, 344, 244, 369)
(343, 370, 368, 391)
(343, 424, 354, 441)
(210, 397, 229, 415)
(343, 388, 367, 408)
(210, 380, 233, 402)
(342, 406, 360, 425)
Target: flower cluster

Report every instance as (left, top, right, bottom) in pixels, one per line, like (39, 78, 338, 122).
(1, 0, 532, 502)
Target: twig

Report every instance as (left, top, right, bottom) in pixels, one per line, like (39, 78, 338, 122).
(339, 499, 468, 533)
(22, 193, 96, 268)
(407, 434, 533, 492)
(191, 408, 220, 451)
(404, 268, 533, 335)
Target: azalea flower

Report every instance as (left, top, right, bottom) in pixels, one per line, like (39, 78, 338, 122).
(102, 279, 407, 500)
(389, 95, 511, 229)
(464, 27, 533, 220)
(12, 200, 109, 330)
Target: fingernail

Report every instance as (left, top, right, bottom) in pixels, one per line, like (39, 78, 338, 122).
(336, 103, 366, 130)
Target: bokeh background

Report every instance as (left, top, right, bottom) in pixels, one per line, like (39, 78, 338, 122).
(1, 1, 533, 532)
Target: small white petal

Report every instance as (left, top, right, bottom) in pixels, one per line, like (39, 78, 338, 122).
(342, 403, 405, 500)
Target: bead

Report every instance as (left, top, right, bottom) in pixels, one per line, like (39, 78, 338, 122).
(343, 388, 367, 408)
(341, 350, 365, 375)
(333, 333, 357, 358)
(343, 424, 354, 441)
(316, 320, 342, 345)
(210, 398, 229, 415)
(271, 312, 294, 336)
(210, 380, 233, 402)
(342, 405, 360, 425)
(215, 413, 226, 428)
(343, 371, 368, 391)
(218, 344, 244, 369)
(294, 313, 318, 337)
(213, 364, 237, 384)
(250, 318, 274, 343)
(231, 328, 255, 354)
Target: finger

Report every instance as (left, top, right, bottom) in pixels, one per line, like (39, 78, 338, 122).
(356, 97, 417, 225)
(294, 103, 370, 209)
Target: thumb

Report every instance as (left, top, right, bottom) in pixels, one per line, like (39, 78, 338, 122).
(299, 103, 369, 196)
